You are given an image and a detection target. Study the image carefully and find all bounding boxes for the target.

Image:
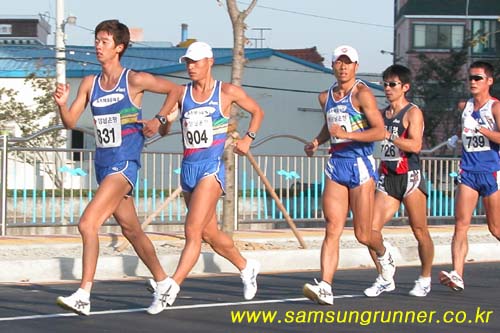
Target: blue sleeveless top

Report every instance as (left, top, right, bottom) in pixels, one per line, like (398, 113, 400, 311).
(460, 98, 500, 172)
(180, 80, 229, 162)
(90, 68, 144, 167)
(324, 80, 374, 158)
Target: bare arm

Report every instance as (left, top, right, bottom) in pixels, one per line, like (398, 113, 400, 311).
(330, 85, 385, 142)
(53, 76, 93, 129)
(129, 71, 182, 137)
(222, 83, 265, 155)
(305, 91, 330, 157)
(478, 100, 500, 144)
(391, 106, 424, 153)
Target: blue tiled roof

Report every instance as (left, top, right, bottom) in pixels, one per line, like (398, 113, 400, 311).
(0, 45, 331, 78)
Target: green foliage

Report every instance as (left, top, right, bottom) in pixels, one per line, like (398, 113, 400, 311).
(1, 69, 65, 187)
(411, 49, 468, 147)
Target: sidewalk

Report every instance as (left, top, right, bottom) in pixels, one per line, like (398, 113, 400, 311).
(0, 225, 498, 283)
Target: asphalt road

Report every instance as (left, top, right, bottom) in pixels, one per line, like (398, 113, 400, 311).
(0, 263, 499, 333)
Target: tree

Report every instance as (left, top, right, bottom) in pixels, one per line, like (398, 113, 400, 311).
(0, 71, 65, 187)
(221, 0, 258, 234)
(411, 49, 468, 148)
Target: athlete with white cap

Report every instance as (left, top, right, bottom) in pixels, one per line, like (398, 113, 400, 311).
(302, 45, 387, 305)
(146, 41, 265, 315)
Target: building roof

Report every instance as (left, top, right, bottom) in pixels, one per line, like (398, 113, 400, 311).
(0, 44, 384, 92)
(398, 0, 500, 18)
(275, 47, 325, 66)
(0, 45, 331, 78)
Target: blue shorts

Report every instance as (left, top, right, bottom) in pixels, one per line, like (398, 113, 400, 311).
(95, 160, 138, 196)
(325, 155, 377, 188)
(458, 169, 500, 197)
(181, 159, 225, 193)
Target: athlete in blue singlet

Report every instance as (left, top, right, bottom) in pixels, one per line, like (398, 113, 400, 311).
(179, 80, 228, 192)
(149, 42, 264, 314)
(440, 61, 500, 292)
(365, 65, 434, 298)
(302, 45, 386, 305)
(53, 20, 179, 316)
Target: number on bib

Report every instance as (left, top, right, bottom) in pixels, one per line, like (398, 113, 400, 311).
(94, 114, 122, 148)
(183, 117, 213, 148)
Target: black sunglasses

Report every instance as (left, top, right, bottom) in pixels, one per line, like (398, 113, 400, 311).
(469, 74, 487, 82)
(383, 81, 401, 88)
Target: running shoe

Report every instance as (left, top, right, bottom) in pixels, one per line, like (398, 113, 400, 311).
(147, 277, 180, 315)
(364, 275, 396, 297)
(409, 277, 431, 297)
(378, 243, 396, 281)
(303, 279, 334, 305)
(56, 288, 91, 316)
(439, 270, 464, 291)
(241, 259, 260, 300)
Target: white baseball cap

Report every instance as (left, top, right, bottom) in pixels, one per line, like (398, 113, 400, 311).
(332, 45, 359, 63)
(179, 41, 213, 62)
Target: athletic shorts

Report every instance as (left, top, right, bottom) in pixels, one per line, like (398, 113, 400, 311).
(95, 160, 138, 196)
(376, 169, 428, 200)
(457, 169, 500, 197)
(181, 159, 225, 193)
(325, 155, 377, 188)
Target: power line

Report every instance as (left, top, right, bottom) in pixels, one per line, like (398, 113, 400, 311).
(237, 1, 393, 29)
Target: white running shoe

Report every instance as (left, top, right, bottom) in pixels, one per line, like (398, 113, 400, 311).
(439, 270, 464, 291)
(303, 279, 334, 305)
(364, 275, 396, 297)
(147, 277, 180, 315)
(146, 278, 157, 294)
(56, 288, 91, 316)
(240, 259, 260, 300)
(378, 243, 396, 281)
(409, 277, 431, 297)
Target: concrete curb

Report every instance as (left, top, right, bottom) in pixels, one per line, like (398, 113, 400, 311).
(1, 242, 498, 283)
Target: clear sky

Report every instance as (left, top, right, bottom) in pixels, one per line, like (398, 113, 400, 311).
(3, 0, 395, 73)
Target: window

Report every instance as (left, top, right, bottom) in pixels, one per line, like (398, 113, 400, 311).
(413, 24, 464, 49)
(71, 130, 84, 161)
(472, 20, 497, 55)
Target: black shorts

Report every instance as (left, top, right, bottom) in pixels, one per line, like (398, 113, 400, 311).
(376, 170, 427, 201)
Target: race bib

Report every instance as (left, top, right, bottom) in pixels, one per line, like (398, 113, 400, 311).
(94, 114, 122, 148)
(462, 131, 490, 152)
(327, 112, 352, 144)
(183, 116, 213, 149)
(379, 139, 401, 161)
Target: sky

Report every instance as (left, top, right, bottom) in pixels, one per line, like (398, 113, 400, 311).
(3, 0, 395, 73)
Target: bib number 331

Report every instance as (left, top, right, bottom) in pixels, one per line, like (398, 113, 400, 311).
(94, 114, 122, 148)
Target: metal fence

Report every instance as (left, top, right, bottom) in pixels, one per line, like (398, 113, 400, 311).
(0, 128, 484, 235)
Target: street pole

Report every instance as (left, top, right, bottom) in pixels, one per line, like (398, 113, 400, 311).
(55, 0, 66, 84)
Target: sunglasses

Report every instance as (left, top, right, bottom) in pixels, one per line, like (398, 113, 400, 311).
(383, 81, 401, 88)
(469, 74, 487, 82)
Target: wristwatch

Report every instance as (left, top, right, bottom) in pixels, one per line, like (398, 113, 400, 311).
(154, 114, 167, 125)
(246, 131, 256, 140)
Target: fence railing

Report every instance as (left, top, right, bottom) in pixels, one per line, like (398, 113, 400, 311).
(0, 128, 483, 235)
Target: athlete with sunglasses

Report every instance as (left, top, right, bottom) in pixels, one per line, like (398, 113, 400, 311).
(440, 61, 500, 291)
(364, 64, 434, 298)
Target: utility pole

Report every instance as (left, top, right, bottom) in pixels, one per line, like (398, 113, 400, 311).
(55, 0, 66, 84)
(251, 27, 271, 48)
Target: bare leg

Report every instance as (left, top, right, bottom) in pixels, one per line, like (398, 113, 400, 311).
(172, 176, 223, 285)
(114, 196, 167, 282)
(452, 184, 478, 276)
(404, 189, 434, 277)
(320, 179, 349, 283)
(369, 190, 402, 273)
(78, 174, 133, 292)
(483, 190, 500, 241)
(202, 214, 246, 270)
(350, 179, 376, 249)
